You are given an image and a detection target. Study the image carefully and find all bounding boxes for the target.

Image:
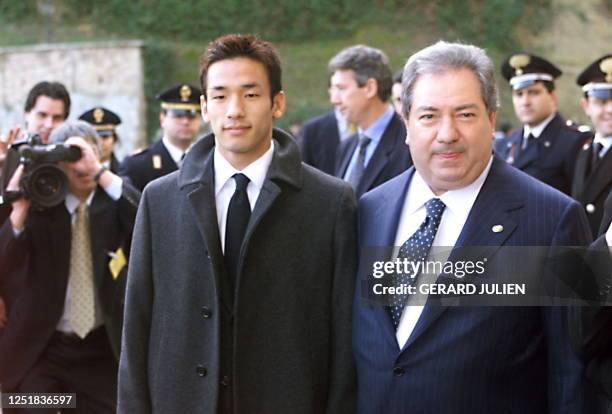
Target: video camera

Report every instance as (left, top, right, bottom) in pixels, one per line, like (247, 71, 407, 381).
(1, 133, 82, 209)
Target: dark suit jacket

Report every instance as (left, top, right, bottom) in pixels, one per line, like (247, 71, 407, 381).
(496, 113, 590, 195)
(109, 152, 121, 174)
(335, 112, 412, 198)
(297, 111, 341, 175)
(119, 139, 178, 191)
(569, 190, 612, 399)
(353, 157, 596, 413)
(118, 129, 357, 413)
(572, 141, 612, 237)
(0, 182, 139, 390)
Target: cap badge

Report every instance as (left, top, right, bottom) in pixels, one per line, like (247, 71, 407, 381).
(509, 54, 530, 76)
(93, 108, 105, 123)
(600, 57, 612, 83)
(180, 85, 192, 102)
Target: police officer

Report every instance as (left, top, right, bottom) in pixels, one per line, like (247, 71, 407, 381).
(79, 107, 122, 173)
(572, 54, 612, 236)
(498, 53, 590, 195)
(119, 83, 202, 191)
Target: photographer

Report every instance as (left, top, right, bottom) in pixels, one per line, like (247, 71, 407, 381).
(0, 121, 139, 413)
(0, 81, 70, 173)
(0, 81, 71, 327)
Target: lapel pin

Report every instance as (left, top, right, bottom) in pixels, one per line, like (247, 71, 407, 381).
(543, 141, 551, 148)
(582, 143, 590, 151)
(492, 225, 504, 233)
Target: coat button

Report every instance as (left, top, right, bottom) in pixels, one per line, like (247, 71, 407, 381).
(201, 306, 212, 319)
(205, 250, 211, 259)
(586, 204, 596, 214)
(220, 375, 230, 387)
(393, 367, 405, 377)
(196, 365, 207, 377)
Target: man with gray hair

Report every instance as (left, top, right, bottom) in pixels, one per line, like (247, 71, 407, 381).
(330, 44, 412, 198)
(353, 41, 598, 413)
(0, 121, 139, 412)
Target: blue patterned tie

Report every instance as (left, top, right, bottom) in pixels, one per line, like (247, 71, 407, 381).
(389, 198, 446, 329)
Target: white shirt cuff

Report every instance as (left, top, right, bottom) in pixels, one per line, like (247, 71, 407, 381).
(102, 174, 123, 201)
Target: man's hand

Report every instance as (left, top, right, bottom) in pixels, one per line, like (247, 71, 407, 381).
(0, 296, 7, 328)
(0, 126, 21, 168)
(7, 164, 31, 232)
(62, 136, 102, 180)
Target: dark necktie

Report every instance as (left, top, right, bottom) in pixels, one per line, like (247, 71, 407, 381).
(347, 134, 371, 191)
(521, 133, 534, 150)
(389, 198, 446, 329)
(224, 173, 251, 289)
(591, 142, 604, 172)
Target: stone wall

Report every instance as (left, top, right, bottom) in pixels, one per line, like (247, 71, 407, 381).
(0, 40, 145, 159)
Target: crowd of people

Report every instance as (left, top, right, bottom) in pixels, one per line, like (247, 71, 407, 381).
(0, 33, 610, 413)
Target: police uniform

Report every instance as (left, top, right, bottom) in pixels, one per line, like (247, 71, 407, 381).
(79, 107, 122, 173)
(571, 54, 612, 236)
(119, 84, 201, 191)
(497, 53, 591, 195)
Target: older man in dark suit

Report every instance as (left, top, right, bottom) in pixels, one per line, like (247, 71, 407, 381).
(353, 41, 599, 413)
(0, 121, 139, 412)
(118, 34, 357, 414)
(330, 44, 412, 199)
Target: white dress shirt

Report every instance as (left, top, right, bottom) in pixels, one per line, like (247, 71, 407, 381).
(522, 112, 556, 149)
(56, 180, 123, 334)
(214, 141, 275, 253)
(162, 136, 189, 166)
(394, 157, 494, 348)
(593, 133, 612, 158)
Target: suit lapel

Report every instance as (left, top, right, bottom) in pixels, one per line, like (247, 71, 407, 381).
(571, 143, 591, 198)
(155, 140, 179, 177)
(582, 149, 612, 202)
(89, 189, 113, 289)
(43, 205, 72, 300)
(401, 158, 523, 352)
(335, 133, 358, 178)
(185, 155, 233, 314)
(357, 116, 401, 196)
(363, 170, 414, 346)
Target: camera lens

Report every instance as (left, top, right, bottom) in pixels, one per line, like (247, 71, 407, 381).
(26, 164, 68, 207)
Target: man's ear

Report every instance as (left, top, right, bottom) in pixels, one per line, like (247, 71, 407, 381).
(580, 97, 589, 116)
(272, 91, 286, 119)
(364, 78, 378, 100)
(200, 94, 209, 123)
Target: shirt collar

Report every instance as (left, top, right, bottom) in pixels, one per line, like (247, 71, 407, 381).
(524, 112, 556, 139)
(358, 105, 395, 144)
(162, 135, 189, 164)
(593, 133, 612, 155)
(406, 156, 494, 217)
(214, 140, 275, 196)
(64, 190, 96, 214)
